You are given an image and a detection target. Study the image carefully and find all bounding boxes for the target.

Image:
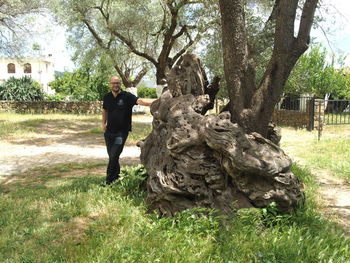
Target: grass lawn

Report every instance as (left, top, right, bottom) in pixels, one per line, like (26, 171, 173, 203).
(281, 125, 350, 182)
(1, 113, 350, 262)
(1, 163, 349, 263)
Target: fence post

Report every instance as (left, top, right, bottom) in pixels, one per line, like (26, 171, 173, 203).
(307, 97, 315, 131)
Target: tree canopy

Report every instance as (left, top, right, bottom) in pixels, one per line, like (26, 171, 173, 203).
(49, 0, 215, 84)
(286, 45, 350, 99)
(0, 0, 43, 55)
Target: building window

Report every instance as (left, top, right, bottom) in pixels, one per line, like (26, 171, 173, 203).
(7, 63, 15, 74)
(24, 63, 32, 73)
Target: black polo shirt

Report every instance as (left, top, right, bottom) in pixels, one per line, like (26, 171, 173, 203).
(102, 91, 138, 132)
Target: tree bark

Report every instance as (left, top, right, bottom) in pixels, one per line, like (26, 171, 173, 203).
(139, 54, 304, 216)
(219, 0, 319, 137)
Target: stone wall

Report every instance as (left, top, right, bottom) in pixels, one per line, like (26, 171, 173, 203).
(314, 99, 325, 129)
(0, 101, 103, 114)
(272, 109, 310, 128)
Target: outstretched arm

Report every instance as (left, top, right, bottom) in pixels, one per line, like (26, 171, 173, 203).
(137, 98, 156, 107)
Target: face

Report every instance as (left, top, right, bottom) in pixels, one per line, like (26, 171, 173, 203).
(109, 76, 121, 93)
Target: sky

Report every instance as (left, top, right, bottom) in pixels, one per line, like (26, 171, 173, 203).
(311, 0, 350, 66)
(30, 15, 75, 72)
(38, 0, 350, 72)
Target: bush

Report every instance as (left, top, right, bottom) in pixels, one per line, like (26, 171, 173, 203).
(0, 76, 45, 101)
(137, 87, 157, 98)
(48, 67, 111, 102)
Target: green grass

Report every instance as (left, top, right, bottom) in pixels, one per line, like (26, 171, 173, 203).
(295, 137, 350, 181)
(281, 125, 350, 182)
(0, 163, 349, 263)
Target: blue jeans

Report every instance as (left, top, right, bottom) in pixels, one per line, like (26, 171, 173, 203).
(104, 131, 128, 184)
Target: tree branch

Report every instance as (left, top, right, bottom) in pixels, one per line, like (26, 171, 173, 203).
(114, 63, 135, 88)
(274, 0, 298, 54)
(108, 27, 159, 66)
(172, 32, 200, 66)
(132, 68, 148, 87)
(295, 0, 319, 54)
(83, 19, 106, 49)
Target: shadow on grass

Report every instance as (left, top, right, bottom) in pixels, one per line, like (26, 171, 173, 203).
(0, 158, 145, 196)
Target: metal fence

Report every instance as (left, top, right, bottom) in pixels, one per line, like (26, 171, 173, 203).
(275, 96, 350, 128)
(324, 99, 350, 125)
(276, 96, 313, 112)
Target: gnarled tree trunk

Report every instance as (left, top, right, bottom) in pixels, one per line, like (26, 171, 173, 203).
(139, 54, 304, 216)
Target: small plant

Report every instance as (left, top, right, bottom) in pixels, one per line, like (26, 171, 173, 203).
(156, 207, 222, 235)
(116, 165, 148, 200)
(261, 202, 292, 227)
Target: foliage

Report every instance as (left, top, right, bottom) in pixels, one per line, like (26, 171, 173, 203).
(49, 63, 113, 101)
(0, 0, 43, 55)
(201, 23, 228, 99)
(0, 76, 45, 101)
(44, 93, 67, 102)
(137, 87, 157, 99)
(49, 0, 215, 84)
(286, 45, 350, 99)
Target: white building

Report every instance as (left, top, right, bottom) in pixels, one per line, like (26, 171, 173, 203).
(0, 55, 55, 94)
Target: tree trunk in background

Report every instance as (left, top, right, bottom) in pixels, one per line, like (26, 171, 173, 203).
(139, 54, 304, 216)
(219, 0, 319, 138)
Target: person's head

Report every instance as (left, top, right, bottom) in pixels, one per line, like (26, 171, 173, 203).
(109, 76, 122, 94)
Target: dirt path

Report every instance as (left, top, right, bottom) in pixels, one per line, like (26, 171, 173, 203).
(0, 140, 140, 176)
(316, 170, 350, 234)
(0, 132, 141, 183)
(281, 128, 350, 235)
(0, 114, 154, 179)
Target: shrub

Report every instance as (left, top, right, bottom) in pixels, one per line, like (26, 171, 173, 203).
(137, 87, 157, 98)
(49, 68, 111, 101)
(44, 93, 67, 101)
(0, 76, 45, 101)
